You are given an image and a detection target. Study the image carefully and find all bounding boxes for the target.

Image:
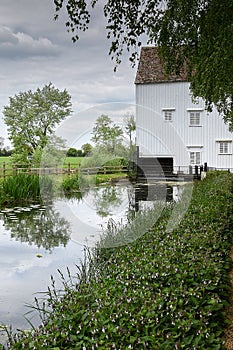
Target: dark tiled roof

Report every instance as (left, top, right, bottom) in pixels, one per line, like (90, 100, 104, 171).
(135, 46, 187, 84)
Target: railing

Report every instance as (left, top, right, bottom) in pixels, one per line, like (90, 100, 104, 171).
(1, 161, 232, 180)
(79, 165, 128, 175)
(174, 165, 233, 175)
(0, 162, 128, 179)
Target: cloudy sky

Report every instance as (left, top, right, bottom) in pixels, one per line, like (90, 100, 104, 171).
(0, 0, 138, 146)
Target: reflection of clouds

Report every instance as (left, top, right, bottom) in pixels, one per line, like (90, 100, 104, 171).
(0, 217, 84, 332)
(54, 185, 132, 247)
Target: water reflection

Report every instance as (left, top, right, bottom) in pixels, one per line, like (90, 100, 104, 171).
(1, 205, 71, 251)
(0, 181, 184, 342)
(133, 183, 173, 211)
(86, 185, 130, 218)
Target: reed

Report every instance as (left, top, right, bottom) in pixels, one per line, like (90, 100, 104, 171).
(0, 174, 53, 206)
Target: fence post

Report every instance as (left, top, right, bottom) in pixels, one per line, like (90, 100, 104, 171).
(3, 162, 6, 179)
(13, 163, 18, 175)
(68, 162, 71, 175)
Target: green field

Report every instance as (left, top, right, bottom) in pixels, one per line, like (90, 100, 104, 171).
(0, 156, 84, 167)
(62, 157, 84, 168)
(0, 156, 11, 165)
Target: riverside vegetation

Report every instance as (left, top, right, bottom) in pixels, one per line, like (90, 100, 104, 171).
(0, 156, 129, 205)
(1, 171, 233, 349)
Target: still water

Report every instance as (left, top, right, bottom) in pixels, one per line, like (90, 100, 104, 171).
(0, 181, 183, 340)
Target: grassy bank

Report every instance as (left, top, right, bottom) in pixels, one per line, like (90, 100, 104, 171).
(2, 172, 233, 349)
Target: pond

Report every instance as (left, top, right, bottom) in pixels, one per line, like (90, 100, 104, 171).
(0, 181, 184, 342)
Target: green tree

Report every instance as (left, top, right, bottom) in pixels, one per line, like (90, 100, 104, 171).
(67, 147, 78, 157)
(91, 114, 123, 153)
(53, 0, 233, 127)
(77, 149, 83, 157)
(3, 83, 72, 152)
(40, 135, 67, 167)
(124, 114, 136, 149)
(81, 142, 93, 156)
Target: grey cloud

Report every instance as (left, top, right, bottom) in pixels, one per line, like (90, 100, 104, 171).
(0, 0, 136, 143)
(0, 26, 60, 59)
(0, 26, 18, 44)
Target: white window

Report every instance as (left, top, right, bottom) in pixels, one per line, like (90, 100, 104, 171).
(162, 108, 175, 122)
(190, 151, 201, 165)
(189, 111, 201, 126)
(218, 141, 232, 154)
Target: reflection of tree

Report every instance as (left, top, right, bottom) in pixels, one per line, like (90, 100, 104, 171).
(92, 186, 123, 218)
(2, 205, 70, 251)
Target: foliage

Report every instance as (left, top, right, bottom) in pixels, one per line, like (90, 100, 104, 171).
(0, 174, 53, 207)
(124, 113, 136, 149)
(53, 0, 233, 127)
(3, 171, 233, 349)
(3, 83, 72, 153)
(80, 148, 117, 169)
(9, 151, 32, 169)
(0, 148, 12, 157)
(81, 143, 93, 156)
(62, 175, 80, 193)
(91, 115, 123, 153)
(40, 135, 67, 168)
(66, 147, 78, 157)
(95, 172, 128, 184)
(79, 150, 128, 188)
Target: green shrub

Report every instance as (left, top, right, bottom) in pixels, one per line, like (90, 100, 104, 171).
(62, 175, 79, 193)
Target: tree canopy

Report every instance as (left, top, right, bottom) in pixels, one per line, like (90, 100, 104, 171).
(3, 83, 72, 153)
(91, 114, 123, 153)
(53, 0, 233, 127)
(124, 114, 136, 149)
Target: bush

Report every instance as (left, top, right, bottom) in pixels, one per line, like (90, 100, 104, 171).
(62, 175, 79, 193)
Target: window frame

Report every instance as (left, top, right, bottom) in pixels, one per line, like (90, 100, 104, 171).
(217, 140, 232, 155)
(162, 108, 175, 122)
(190, 151, 201, 165)
(187, 108, 203, 127)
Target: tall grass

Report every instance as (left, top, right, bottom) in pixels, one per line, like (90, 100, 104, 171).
(0, 174, 53, 206)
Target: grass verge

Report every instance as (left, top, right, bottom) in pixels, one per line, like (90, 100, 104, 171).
(1, 171, 233, 349)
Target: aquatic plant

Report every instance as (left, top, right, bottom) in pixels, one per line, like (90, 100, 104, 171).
(2, 171, 233, 349)
(0, 174, 53, 206)
(61, 175, 79, 193)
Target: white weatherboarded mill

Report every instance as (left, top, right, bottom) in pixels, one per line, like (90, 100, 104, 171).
(135, 47, 233, 177)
